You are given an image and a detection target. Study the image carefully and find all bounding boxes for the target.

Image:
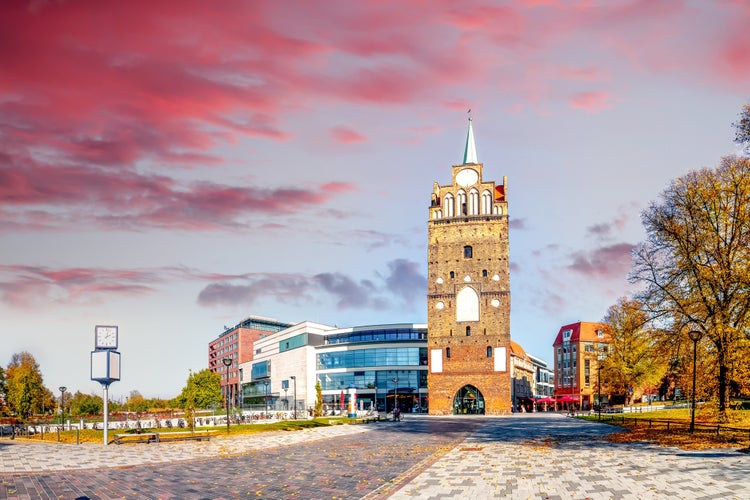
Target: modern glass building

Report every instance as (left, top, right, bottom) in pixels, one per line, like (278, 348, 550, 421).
(317, 324, 428, 413)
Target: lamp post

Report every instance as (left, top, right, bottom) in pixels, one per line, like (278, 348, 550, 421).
(222, 357, 232, 433)
(688, 330, 703, 433)
(58, 386, 67, 429)
(263, 379, 270, 415)
(392, 376, 399, 413)
(290, 376, 297, 419)
(597, 351, 606, 421)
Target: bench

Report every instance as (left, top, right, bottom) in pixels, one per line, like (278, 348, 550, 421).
(113, 432, 158, 444)
(113, 431, 216, 445)
(156, 431, 216, 443)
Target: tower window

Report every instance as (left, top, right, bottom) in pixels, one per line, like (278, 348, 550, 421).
(464, 246, 473, 258)
(482, 269, 487, 277)
(487, 346, 492, 358)
(450, 271, 455, 279)
(446, 347, 451, 359)
(466, 326, 471, 336)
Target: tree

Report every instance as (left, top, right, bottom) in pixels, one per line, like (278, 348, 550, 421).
(127, 392, 150, 413)
(5, 352, 46, 420)
(69, 391, 103, 416)
(601, 297, 669, 405)
(733, 103, 750, 155)
(0, 366, 7, 414)
(314, 380, 323, 417)
(631, 156, 750, 418)
(175, 369, 222, 410)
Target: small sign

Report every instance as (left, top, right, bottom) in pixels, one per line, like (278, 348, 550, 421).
(91, 350, 121, 383)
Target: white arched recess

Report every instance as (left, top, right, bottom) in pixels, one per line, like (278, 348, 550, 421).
(469, 188, 479, 215)
(482, 190, 492, 214)
(445, 193, 455, 217)
(456, 286, 479, 322)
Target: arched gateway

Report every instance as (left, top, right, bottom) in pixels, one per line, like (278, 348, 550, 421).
(452, 385, 485, 415)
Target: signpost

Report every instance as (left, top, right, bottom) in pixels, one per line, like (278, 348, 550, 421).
(91, 325, 121, 446)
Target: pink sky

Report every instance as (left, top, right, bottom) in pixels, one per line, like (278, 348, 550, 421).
(1, 0, 748, 398)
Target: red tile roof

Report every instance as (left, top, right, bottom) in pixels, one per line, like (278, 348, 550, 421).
(552, 321, 610, 346)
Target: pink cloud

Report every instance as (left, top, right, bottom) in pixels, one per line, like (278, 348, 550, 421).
(0, 156, 356, 231)
(556, 65, 610, 82)
(570, 91, 613, 113)
(330, 126, 367, 144)
(567, 243, 636, 279)
(0, 265, 164, 307)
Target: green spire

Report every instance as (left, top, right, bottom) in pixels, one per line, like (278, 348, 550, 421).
(462, 112, 477, 164)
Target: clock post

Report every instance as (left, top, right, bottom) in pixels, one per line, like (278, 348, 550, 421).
(91, 325, 121, 446)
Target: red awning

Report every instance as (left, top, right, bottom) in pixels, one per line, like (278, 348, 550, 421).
(536, 397, 555, 403)
(557, 395, 579, 402)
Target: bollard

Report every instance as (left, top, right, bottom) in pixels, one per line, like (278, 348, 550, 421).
(57, 428, 60, 442)
(76, 429, 79, 445)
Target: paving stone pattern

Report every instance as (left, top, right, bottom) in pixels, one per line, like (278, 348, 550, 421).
(1, 414, 749, 499)
(1, 418, 479, 499)
(390, 415, 750, 500)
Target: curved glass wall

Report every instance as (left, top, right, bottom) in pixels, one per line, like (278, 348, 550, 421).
(318, 369, 426, 392)
(325, 327, 427, 345)
(317, 347, 427, 369)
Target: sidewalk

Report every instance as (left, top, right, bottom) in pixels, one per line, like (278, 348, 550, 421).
(386, 415, 750, 499)
(2, 415, 749, 499)
(0, 423, 373, 473)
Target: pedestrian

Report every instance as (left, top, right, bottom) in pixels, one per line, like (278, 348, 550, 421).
(394, 406, 401, 422)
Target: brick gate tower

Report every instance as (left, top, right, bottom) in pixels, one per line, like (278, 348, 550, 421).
(427, 116, 512, 415)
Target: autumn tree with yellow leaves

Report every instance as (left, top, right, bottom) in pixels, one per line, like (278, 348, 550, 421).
(631, 155, 750, 419)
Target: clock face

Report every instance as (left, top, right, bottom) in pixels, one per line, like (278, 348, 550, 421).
(95, 325, 118, 349)
(456, 168, 478, 187)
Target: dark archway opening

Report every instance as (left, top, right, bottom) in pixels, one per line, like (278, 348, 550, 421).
(452, 385, 485, 415)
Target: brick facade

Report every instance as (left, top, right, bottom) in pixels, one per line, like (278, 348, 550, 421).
(427, 151, 512, 415)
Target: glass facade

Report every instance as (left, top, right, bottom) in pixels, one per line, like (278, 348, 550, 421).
(317, 327, 429, 414)
(251, 360, 270, 380)
(325, 327, 427, 345)
(318, 369, 427, 392)
(317, 347, 427, 369)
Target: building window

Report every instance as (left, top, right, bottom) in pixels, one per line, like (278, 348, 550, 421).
(464, 245, 473, 258)
(450, 271, 455, 279)
(487, 346, 492, 357)
(482, 269, 487, 277)
(584, 359, 590, 386)
(446, 347, 451, 359)
(466, 326, 471, 336)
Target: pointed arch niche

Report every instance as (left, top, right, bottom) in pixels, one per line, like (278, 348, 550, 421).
(456, 286, 479, 322)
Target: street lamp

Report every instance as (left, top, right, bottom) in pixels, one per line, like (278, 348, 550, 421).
(263, 379, 270, 415)
(392, 376, 399, 413)
(688, 330, 703, 433)
(290, 375, 297, 419)
(597, 351, 607, 421)
(58, 386, 67, 429)
(222, 357, 232, 433)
